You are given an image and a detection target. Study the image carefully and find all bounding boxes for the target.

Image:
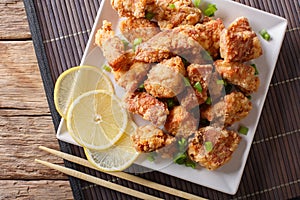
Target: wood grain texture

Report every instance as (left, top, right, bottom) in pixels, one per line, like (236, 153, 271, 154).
(0, 0, 31, 39)
(0, 180, 72, 199)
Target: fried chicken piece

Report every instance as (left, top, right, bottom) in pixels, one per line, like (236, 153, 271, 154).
(188, 126, 241, 170)
(124, 92, 169, 126)
(201, 91, 252, 126)
(187, 64, 212, 104)
(112, 50, 136, 81)
(131, 125, 174, 152)
(95, 20, 130, 71)
(152, 0, 202, 30)
(220, 17, 263, 62)
(178, 87, 199, 111)
(144, 57, 186, 98)
(119, 18, 160, 44)
(214, 60, 260, 94)
(135, 29, 204, 63)
(175, 18, 225, 59)
(111, 0, 147, 18)
(117, 61, 151, 92)
(164, 106, 198, 138)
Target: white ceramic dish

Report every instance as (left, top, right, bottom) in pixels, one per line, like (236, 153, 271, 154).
(56, 0, 287, 194)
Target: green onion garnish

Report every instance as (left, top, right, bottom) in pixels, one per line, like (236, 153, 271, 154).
(167, 99, 175, 109)
(103, 65, 112, 72)
(259, 29, 271, 41)
(238, 126, 249, 135)
(204, 4, 217, 17)
(133, 38, 143, 51)
(138, 83, 145, 89)
(178, 138, 187, 152)
(147, 152, 157, 162)
(247, 95, 252, 100)
(122, 39, 129, 49)
(205, 97, 212, 105)
(145, 12, 155, 20)
(194, 0, 201, 8)
(194, 81, 203, 93)
(185, 159, 196, 169)
(169, 4, 176, 9)
(183, 77, 191, 86)
(204, 141, 213, 152)
(217, 79, 225, 85)
(173, 152, 187, 165)
(251, 64, 259, 75)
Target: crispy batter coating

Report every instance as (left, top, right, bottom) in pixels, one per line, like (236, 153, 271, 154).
(151, 0, 202, 29)
(164, 106, 198, 137)
(144, 57, 186, 98)
(131, 125, 174, 152)
(95, 20, 130, 71)
(214, 60, 260, 94)
(187, 64, 212, 104)
(119, 18, 160, 44)
(178, 87, 199, 111)
(220, 17, 263, 62)
(135, 29, 204, 63)
(111, 0, 147, 18)
(124, 92, 169, 126)
(201, 91, 252, 126)
(117, 61, 151, 92)
(188, 126, 241, 170)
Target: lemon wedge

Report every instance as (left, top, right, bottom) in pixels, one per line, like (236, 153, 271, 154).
(67, 90, 127, 150)
(84, 120, 139, 171)
(54, 65, 114, 119)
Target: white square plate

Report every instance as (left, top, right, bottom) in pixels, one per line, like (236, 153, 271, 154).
(56, 0, 287, 194)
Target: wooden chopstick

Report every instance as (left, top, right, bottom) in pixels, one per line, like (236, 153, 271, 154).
(39, 146, 206, 200)
(35, 159, 162, 200)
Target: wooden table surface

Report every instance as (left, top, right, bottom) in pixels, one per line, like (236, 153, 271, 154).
(0, 1, 73, 199)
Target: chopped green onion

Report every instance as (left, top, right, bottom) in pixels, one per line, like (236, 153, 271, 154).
(183, 77, 191, 86)
(251, 64, 259, 75)
(205, 97, 212, 105)
(145, 12, 155, 20)
(169, 4, 176, 9)
(133, 38, 143, 51)
(185, 159, 196, 169)
(147, 152, 157, 162)
(122, 39, 129, 49)
(178, 138, 187, 152)
(204, 141, 213, 152)
(216, 79, 225, 85)
(204, 4, 217, 17)
(103, 64, 112, 72)
(238, 126, 249, 135)
(259, 29, 271, 41)
(138, 83, 145, 89)
(246, 95, 252, 100)
(173, 152, 187, 165)
(194, 0, 201, 8)
(167, 99, 175, 109)
(194, 81, 203, 93)
(202, 51, 212, 61)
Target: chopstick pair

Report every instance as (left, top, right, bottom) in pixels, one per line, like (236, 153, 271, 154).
(36, 146, 207, 200)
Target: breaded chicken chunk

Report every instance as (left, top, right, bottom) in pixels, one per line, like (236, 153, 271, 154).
(214, 60, 260, 94)
(178, 87, 199, 111)
(144, 57, 186, 98)
(187, 64, 212, 104)
(117, 61, 151, 92)
(124, 92, 169, 126)
(201, 91, 252, 126)
(111, 0, 147, 18)
(135, 29, 204, 63)
(152, 0, 202, 29)
(131, 125, 174, 152)
(164, 106, 198, 138)
(95, 20, 130, 71)
(220, 17, 263, 62)
(188, 126, 241, 170)
(119, 18, 160, 44)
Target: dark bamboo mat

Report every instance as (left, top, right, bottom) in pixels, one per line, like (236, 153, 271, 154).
(24, 0, 299, 199)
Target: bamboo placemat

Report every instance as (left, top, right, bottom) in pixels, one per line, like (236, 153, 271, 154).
(24, 0, 299, 199)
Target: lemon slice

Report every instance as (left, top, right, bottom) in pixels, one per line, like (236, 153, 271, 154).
(54, 65, 114, 119)
(85, 120, 140, 171)
(67, 90, 127, 150)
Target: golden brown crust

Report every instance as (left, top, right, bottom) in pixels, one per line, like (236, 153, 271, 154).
(131, 125, 175, 152)
(111, 0, 147, 18)
(164, 106, 198, 137)
(188, 126, 241, 170)
(124, 92, 169, 126)
(201, 91, 252, 126)
(220, 17, 263, 62)
(214, 60, 260, 94)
